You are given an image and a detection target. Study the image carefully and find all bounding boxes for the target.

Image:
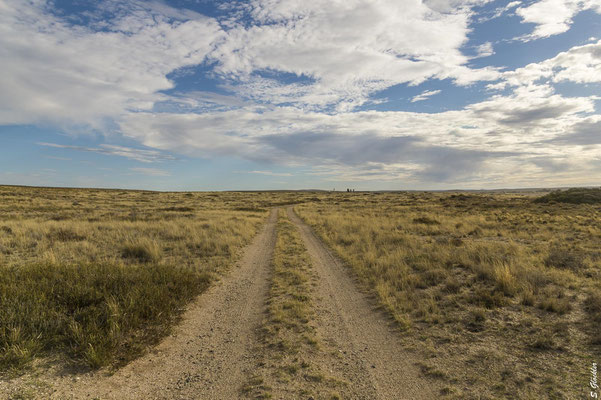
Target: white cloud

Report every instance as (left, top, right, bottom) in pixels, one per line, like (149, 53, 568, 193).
(516, 0, 601, 40)
(0, 0, 503, 124)
(476, 1, 521, 22)
(3, 0, 601, 188)
(117, 80, 598, 185)
(489, 39, 601, 89)
(411, 90, 442, 103)
(474, 42, 495, 58)
(0, 0, 224, 129)
(211, 0, 500, 110)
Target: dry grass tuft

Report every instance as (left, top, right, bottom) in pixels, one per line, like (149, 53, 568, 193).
(121, 239, 162, 263)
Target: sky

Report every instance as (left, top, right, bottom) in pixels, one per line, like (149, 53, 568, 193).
(0, 0, 600, 191)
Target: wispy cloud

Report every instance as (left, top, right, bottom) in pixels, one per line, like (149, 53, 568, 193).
(37, 143, 175, 163)
(44, 155, 71, 161)
(236, 170, 293, 177)
(129, 167, 171, 176)
(473, 42, 495, 58)
(411, 90, 441, 103)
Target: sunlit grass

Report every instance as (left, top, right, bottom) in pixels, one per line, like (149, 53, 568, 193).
(0, 186, 288, 373)
(297, 191, 601, 399)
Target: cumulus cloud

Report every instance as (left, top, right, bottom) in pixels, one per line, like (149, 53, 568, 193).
(116, 77, 598, 184)
(516, 0, 601, 40)
(550, 117, 601, 145)
(211, 0, 500, 110)
(473, 42, 495, 58)
(489, 40, 601, 90)
(3, 0, 601, 187)
(0, 0, 223, 129)
(0, 0, 503, 123)
(470, 85, 594, 127)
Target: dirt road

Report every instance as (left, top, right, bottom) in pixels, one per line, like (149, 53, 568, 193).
(5, 207, 437, 399)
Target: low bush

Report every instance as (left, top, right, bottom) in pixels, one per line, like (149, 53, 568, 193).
(47, 228, 86, 242)
(544, 247, 584, 271)
(412, 216, 440, 225)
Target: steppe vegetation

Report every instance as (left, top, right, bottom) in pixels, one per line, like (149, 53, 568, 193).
(3, 185, 600, 399)
(0, 186, 311, 374)
(296, 190, 601, 399)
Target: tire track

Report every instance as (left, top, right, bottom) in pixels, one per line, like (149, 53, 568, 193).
(287, 207, 440, 400)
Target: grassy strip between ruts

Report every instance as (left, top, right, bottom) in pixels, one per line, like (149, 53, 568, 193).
(242, 209, 342, 400)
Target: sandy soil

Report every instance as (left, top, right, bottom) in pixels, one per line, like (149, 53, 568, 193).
(286, 207, 440, 400)
(3, 207, 438, 399)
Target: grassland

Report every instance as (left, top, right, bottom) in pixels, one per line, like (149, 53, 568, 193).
(3, 185, 600, 399)
(0, 186, 316, 374)
(296, 191, 601, 399)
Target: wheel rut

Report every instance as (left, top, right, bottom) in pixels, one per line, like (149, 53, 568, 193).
(287, 206, 440, 400)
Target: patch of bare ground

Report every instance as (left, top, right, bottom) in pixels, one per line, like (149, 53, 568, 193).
(1, 209, 277, 400)
(287, 207, 441, 400)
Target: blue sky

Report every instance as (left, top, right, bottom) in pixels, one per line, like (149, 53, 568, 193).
(1, 0, 600, 190)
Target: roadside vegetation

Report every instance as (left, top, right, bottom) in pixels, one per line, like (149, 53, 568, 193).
(0, 185, 295, 374)
(243, 209, 342, 399)
(296, 191, 601, 399)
